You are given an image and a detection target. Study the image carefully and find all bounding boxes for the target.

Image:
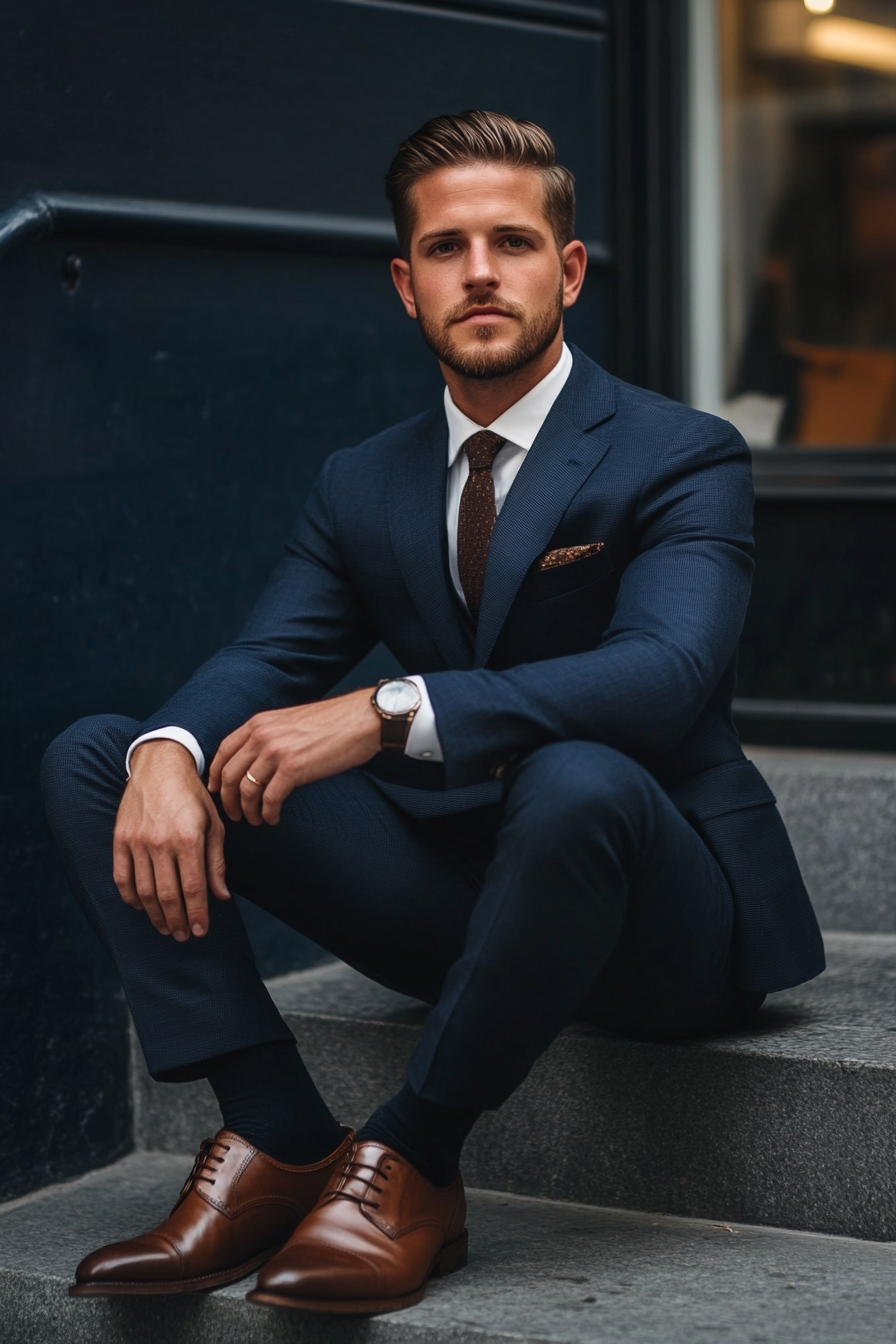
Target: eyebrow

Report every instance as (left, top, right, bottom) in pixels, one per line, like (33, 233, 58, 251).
(416, 224, 544, 244)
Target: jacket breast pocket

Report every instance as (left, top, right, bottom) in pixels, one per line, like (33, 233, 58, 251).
(518, 547, 615, 603)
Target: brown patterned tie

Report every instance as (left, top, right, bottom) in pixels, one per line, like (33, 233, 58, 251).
(457, 430, 506, 619)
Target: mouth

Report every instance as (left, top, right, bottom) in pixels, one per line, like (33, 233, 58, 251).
(454, 306, 517, 326)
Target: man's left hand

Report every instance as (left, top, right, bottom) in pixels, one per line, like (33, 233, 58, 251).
(208, 688, 381, 826)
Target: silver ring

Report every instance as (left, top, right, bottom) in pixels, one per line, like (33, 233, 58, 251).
(245, 770, 262, 786)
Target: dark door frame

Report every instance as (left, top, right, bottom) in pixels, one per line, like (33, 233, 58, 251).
(611, 0, 687, 402)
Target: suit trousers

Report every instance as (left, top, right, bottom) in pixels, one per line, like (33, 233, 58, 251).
(43, 715, 763, 1111)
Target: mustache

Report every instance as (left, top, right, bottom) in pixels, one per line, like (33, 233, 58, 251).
(442, 293, 526, 326)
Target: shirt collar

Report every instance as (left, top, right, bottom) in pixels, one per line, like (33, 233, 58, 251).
(444, 342, 574, 468)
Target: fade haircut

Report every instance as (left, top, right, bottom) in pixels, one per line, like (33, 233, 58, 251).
(385, 110, 576, 258)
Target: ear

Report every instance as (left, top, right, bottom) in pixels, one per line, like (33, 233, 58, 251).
(560, 240, 588, 310)
(390, 258, 417, 319)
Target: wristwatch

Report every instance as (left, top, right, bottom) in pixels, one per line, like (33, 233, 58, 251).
(371, 677, 422, 752)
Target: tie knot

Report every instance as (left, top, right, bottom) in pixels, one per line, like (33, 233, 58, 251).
(463, 430, 506, 472)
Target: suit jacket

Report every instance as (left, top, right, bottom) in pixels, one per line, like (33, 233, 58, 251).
(139, 346, 825, 994)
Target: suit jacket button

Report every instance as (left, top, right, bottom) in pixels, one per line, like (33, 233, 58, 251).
(490, 763, 507, 780)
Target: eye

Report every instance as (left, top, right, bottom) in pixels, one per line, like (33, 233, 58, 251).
(501, 236, 530, 250)
(431, 241, 458, 256)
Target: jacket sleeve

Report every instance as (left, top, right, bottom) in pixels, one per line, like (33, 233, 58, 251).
(424, 418, 755, 789)
(134, 452, 378, 770)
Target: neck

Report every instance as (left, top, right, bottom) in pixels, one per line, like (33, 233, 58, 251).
(440, 331, 564, 425)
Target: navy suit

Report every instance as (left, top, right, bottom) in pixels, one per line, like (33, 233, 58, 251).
(44, 348, 824, 1109)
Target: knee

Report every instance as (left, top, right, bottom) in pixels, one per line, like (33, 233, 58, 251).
(508, 741, 658, 837)
(41, 714, 138, 817)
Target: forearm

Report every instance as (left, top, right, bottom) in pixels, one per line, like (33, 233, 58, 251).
(427, 538, 754, 788)
(136, 571, 378, 766)
(426, 638, 706, 787)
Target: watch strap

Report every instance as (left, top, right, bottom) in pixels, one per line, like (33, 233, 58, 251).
(380, 713, 415, 751)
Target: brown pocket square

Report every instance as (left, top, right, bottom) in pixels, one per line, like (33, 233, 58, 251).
(535, 542, 605, 571)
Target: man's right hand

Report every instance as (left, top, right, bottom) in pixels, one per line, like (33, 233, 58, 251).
(113, 740, 230, 940)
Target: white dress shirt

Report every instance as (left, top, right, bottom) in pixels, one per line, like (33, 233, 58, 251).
(127, 343, 574, 775)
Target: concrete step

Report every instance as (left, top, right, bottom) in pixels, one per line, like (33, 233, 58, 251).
(4, 1151, 896, 1344)
(133, 931, 896, 1242)
(747, 746, 896, 932)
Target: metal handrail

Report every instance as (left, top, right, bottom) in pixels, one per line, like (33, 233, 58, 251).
(339, 0, 607, 36)
(0, 190, 612, 266)
(752, 447, 896, 500)
(734, 697, 896, 724)
(0, 192, 399, 260)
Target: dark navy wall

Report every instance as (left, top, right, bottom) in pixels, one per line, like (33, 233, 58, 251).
(0, 0, 611, 1199)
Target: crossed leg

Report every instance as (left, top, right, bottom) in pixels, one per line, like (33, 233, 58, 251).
(44, 717, 754, 1109)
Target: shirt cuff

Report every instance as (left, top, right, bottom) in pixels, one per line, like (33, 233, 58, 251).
(126, 727, 206, 778)
(404, 675, 444, 762)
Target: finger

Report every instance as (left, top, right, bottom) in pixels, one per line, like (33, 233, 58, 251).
(238, 764, 271, 827)
(208, 723, 253, 793)
(151, 852, 191, 941)
(219, 746, 266, 821)
(205, 817, 231, 902)
(207, 749, 226, 794)
(131, 848, 172, 935)
(176, 838, 211, 938)
(112, 836, 143, 909)
(261, 771, 294, 827)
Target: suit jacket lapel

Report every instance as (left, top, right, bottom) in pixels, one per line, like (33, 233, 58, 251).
(474, 352, 617, 667)
(388, 409, 474, 670)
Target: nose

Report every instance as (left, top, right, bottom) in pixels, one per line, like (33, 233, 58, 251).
(463, 237, 499, 292)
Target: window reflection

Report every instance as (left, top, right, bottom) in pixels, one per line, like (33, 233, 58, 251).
(722, 0, 896, 446)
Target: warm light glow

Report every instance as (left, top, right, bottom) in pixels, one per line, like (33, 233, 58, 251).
(806, 16, 896, 73)
(804, 0, 835, 13)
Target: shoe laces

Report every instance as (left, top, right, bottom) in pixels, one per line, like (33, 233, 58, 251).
(171, 1137, 231, 1212)
(331, 1153, 392, 1210)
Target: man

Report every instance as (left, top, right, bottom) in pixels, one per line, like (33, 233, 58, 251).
(44, 110, 824, 1315)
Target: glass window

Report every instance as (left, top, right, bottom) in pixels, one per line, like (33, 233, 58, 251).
(718, 0, 896, 447)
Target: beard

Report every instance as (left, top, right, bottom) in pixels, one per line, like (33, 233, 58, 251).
(416, 283, 564, 380)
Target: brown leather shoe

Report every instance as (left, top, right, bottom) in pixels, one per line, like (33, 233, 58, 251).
(70, 1127, 355, 1296)
(248, 1140, 467, 1314)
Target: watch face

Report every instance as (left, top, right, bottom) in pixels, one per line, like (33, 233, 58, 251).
(376, 679, 420, 715)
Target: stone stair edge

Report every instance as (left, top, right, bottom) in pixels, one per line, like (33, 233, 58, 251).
(270, 1004, 896, 1070)
(746, 744, 896, 774)
(6, 1149, 896, 1251)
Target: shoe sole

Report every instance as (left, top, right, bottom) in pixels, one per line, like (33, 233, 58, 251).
(68, 1246, 280, 1296)
(246, 1229, 469, 1315)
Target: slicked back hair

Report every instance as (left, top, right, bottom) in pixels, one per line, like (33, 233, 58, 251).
(385, 110, 576, 258)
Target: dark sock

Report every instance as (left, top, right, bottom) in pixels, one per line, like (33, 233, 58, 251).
(207, 1039, 343, 1166)
(357, 1081, 480, 1187)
